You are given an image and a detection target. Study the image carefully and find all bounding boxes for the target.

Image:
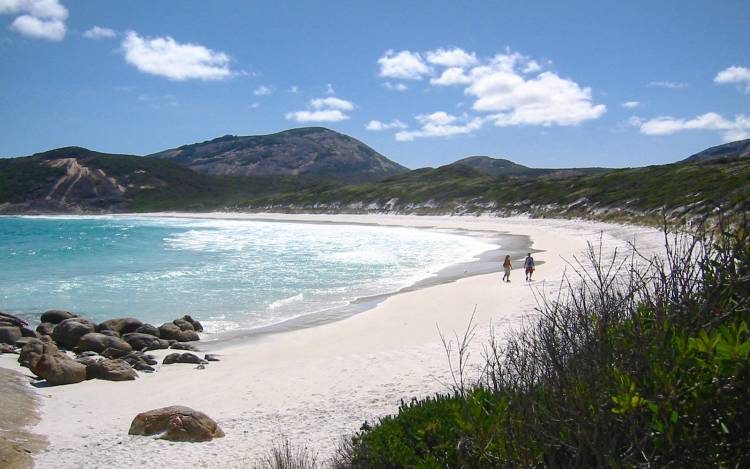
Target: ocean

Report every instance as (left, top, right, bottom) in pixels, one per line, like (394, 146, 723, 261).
(0, 215, 498, 336)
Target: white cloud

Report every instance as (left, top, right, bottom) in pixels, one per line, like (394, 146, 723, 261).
(11, 14, 63, 40)
(310, 97, 354, 111)
(378, 49, 431, 80)
(121, 31, 232, 81)
(635, 112, 750, 142)
(365, 119, 407, 131)
(622, 101, 640, 109)
(425, 47, 477, 68)
(285, 109, 349, 123)
(286, 95, 356, 123)
(470, 68, 606, 126)
(250, 103, 260, 109)
(714, 65, 750, 93)
(378, 47, 604, 128)
(383, 81, 408, 92)
(395, 111, 484, 141)
(430, 67, 472, 86)
(84, 25, 116, 39)
(647, 81, 688, 89)
(253, 85, 273, 96)
(288, 85, 299, 93)
(325, 83, 335, 95)
(522, 60, 542, 73)
(1, 0, 68, 40)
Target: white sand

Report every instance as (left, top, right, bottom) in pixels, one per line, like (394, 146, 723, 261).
(0, 215, 666, 468)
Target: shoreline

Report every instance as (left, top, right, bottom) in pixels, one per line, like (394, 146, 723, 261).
(0, 214, 666, 468)
(1, 213, 534, 347)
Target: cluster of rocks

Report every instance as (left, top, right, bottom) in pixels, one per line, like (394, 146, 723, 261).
(0, 310, 220, 386)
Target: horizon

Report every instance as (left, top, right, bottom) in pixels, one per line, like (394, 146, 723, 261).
(1, 1, 749, 169)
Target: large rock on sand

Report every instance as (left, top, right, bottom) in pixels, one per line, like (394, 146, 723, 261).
(97, 318, 143, 335)
(33, 352, 87, 385)
(86, 359, 138, 381)
(18, 337, 86, 385)
(128, 406, 224, 442)
(162, 352, 206, 365)
(52, 317, 96, 349)
(77, 333, 133, 357)
(40, 310, 78, 324)
(121, 333, 170, 351)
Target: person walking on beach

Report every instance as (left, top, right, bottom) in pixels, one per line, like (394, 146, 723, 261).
(524, 253, 535, 281)
(502, 255, 512, 282)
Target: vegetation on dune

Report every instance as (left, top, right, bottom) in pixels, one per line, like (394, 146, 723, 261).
(250, 156, 750, 226)
(324, 221, 750, 467)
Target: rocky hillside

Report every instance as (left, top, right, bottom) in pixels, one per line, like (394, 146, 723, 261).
(452, 155, 608, 179)
(0, 147, 312, 214)
(149, 127, 408, 183)
(681, 138, 750, 162)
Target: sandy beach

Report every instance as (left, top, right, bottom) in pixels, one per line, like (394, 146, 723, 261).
(0, 214, 666, 468)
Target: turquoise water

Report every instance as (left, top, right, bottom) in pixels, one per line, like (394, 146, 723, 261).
(0, 216, 496, 335)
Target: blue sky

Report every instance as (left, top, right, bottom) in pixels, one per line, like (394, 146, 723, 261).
(1, 1, 749, 169)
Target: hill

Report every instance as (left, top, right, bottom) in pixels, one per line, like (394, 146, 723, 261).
(0, 147, 330, 214)
(681, 138, 750, 162)
(149, 127, 408, 183)
(2, 138, 749, 226)
(452, 155, 609, 179)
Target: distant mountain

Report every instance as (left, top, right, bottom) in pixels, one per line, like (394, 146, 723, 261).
(149, 127, 408, 183)
(452, 155, 609, 179)
(681, 138, 750, 163)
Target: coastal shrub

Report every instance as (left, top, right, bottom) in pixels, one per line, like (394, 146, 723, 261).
(256, 436, 319, 469)
(337, 220, 750, 467)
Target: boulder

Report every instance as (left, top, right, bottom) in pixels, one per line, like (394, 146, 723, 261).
(77, 333, 133, 357)
(135, 323, 160, 337)
(0, 312, 29, 328)
(19, 326, 38, 338)
(97, 318, 143, 335)
(172, 318, 195, 332)
(182, 315, 203, 333)
(170, 342, 198, 351)
(33, 352, 87, 385)
(158, 323, 182, 340)
(0, 326, 22, 345)
(52, 317, 96, 349)
(128, 406, 224, 442)
(36, 322, 55, 336)
(159, 323, 199, 343)
(0, 343, 16, 354)
(204, 354, 220, 362)
(99, 330, 120, 338)
(86, 359, 137, 381)
(163, 352, 206, 365)
(18, 338, 57, 369)
(121, 333, 170, 351)
(40, 310, 78, 324)
(133, 363, 155, 373)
